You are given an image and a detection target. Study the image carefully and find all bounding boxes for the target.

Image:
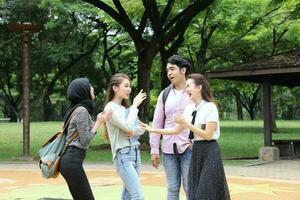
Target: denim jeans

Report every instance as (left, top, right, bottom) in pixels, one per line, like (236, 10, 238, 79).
(163, 145, 192, 200)
(114, 145, 144, 200)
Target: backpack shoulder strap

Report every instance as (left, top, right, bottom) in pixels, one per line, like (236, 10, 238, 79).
(60, 107, 81, 155)
(62, 106, 81, 134)
(162, 85, 171, 105)
(162, 85, 172, 128)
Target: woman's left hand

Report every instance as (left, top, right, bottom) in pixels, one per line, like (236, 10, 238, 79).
(138, 121, 153, 132)
(174, 114, 187, 126)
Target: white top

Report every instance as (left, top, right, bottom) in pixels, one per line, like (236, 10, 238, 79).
(182, 100, 220, 141)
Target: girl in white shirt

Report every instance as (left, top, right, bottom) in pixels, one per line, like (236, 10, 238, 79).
(104, 73, 146, 200)
(140, 73, 230, 200)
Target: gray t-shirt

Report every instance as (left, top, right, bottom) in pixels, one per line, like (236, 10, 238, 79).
(66, 106, 95, 149)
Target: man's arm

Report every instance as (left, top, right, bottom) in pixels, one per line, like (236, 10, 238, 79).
(150, 92, 165, 155)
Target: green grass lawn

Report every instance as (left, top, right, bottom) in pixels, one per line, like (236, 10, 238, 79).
(0, 120, 299, 165)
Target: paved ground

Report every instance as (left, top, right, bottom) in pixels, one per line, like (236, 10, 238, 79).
(225, 160, 300, 182)
(0, 160, 299, 200)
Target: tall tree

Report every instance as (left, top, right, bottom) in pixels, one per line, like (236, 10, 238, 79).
(36, 0, 124, 120)
(82, 0, 215, 122)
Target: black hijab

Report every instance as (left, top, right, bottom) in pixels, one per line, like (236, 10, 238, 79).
(64, 78, 94, 126)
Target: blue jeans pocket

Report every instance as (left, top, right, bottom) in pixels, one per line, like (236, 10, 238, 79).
(119, 146, 131, 154)
(115, 147, 133, 166)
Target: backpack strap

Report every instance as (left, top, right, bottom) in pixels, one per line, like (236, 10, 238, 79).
(62, 116, 73, 134)
(162, 85, 171, 105)
(62, 106, 81, 134)
(59, 107, 81, 156)
(58, 130, 78, 157)
(162, 85, 171, 128)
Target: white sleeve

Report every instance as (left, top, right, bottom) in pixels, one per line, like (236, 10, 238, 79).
(133, 126, 145, 136)
(205, 103, 219, 123)
(105, 103, 138, 133)
(182, 104, 192, 121)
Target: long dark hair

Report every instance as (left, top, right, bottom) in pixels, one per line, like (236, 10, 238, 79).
(106, 73, 131, 108)
(188, 73, 213, 102)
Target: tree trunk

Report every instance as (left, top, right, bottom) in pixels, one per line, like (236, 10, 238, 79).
(232, 90, 244, 120)
(235, 94, 244, 120)
(137, 65, 151, 145)
(195, 47, 207, 73)
(4, 103, 19, 122)
(160, 49, 171, 90)
(249, 106, 255, 120)
(43, 94, 52, 121)
(137, 57, 153, 123)
(271, 101, 278, 133)
(136, 49, 157, 145)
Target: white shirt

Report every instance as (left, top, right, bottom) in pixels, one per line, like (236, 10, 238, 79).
(183, 100, 220, 141)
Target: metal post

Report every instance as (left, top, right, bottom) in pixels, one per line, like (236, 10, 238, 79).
(22, 31, 30, 157)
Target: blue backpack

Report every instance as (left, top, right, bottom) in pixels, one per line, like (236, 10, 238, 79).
(38, 109, 78, 178)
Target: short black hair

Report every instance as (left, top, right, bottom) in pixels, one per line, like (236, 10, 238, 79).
(167, 55, 191, 72)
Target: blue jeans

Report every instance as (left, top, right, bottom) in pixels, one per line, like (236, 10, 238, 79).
(114, 145, 144, 200)
(163, 145, 192, 200)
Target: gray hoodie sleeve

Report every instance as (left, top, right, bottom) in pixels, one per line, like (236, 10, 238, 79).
(74, 107, 95, 148)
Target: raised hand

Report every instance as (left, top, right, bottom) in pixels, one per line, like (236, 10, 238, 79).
(132, 89, 147, 108)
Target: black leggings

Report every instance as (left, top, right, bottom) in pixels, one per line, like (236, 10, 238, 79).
(59, 146, 94, 200)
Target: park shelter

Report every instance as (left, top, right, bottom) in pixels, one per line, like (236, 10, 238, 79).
(207, 50, 300, 157)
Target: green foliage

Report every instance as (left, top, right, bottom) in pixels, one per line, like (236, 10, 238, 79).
(179, 0, 300, 120)
(0, 0, 299, 121)
(1, 0, 136, 120)
(3, 0, 48, 23)
(273, 86, 300, 120)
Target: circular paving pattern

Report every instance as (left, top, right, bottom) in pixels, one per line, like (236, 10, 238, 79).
(0, 169, 300, 200)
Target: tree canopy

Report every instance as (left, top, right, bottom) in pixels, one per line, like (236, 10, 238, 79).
(0, 0, 299, 125)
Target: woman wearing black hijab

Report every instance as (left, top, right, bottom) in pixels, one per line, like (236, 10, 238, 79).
(59, 78, 111, 200)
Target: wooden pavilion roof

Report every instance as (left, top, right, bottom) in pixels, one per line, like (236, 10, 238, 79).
(207, 50, 300, 87)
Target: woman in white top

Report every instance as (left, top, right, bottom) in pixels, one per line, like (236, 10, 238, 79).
(104, 73, 146, 200)
(140, 73, 230, 200)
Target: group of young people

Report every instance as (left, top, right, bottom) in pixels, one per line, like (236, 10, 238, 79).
(59, 55, 231, 200)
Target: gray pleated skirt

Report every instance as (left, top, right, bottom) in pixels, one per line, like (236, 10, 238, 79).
(188, 140, 231, 200)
